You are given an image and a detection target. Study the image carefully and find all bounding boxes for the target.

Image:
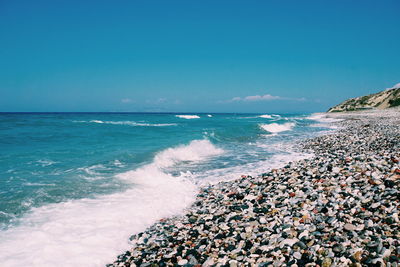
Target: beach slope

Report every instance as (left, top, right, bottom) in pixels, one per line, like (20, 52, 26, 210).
(110, 108, 400, 266)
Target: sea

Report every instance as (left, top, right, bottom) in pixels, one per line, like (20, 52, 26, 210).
(0, 112, 338, 266)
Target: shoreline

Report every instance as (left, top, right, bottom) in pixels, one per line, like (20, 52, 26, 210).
(109, 109, 399, 267)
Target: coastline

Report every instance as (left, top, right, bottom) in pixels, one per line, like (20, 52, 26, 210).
(109, 109, 400, 267)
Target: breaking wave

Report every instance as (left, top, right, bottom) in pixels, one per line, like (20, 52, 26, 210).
(306, 113, 343, 123)
(259, 122, 296, 133)
(175, 115, 200, 119)
(0, 139, 223, 267)
(258, 114, 280, 119)
(75, 120, 177, 127)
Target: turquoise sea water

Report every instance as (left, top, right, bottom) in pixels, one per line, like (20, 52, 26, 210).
(0, 112, 336, 266)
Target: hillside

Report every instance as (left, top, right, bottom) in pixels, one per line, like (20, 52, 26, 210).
(328, 83, 400, 112)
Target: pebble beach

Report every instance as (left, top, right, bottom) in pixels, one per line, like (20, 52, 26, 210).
(109, 109, 400, 267)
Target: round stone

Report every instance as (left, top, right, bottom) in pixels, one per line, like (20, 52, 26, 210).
(293, 251, 302, 259)
(178, 259, 188, 265)
(344, 223, 356, 231)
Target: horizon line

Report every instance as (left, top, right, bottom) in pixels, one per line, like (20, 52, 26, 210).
(0, 111, 321, 114)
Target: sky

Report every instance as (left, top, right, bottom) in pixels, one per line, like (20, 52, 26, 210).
(0, 0, 399, 113)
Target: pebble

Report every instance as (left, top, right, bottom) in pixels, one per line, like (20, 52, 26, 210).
(322, 257, 332, 267)
(177, 259, 188, 265)
(259, 217, 267, 224)
(344, 223, 356, 231)
(293, 251, 302, 259)
(354, 250, 363, 262)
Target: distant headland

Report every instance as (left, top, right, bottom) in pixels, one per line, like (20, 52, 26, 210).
(328, 83, 400, 112)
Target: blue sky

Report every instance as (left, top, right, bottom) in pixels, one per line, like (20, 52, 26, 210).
(0, 0, 399, 113)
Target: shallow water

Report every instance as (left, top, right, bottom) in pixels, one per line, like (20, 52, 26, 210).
(0, 112, 337, 266)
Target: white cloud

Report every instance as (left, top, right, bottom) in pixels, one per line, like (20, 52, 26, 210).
(230, 97, 242, 102)
(243, 94, 281, 101)
(121, 98, 132, 103)
(223, 93, 307, 103)
(226, 94, 280, 102)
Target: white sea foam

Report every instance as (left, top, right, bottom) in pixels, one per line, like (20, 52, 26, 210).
(175, 115, 200, 119)
(259, 114, 272, 119)
(113, 160, 124, 167)
(198, 142, 312, 185)
(207, 114, 212, 117)
(259, 122, 296, 133)
(154, 139, 224, 168)
(306, 113, 343, 130)
(78, 164, 109, 176)
(306, 113, 343, 123)
(258, 114, 280, 119)
(36, 160, 57, 167)
(0, 139, 223, 267)
(75, 120, 176, 127)
(117, 140, 223, 187)
(23, 182, 56, 187)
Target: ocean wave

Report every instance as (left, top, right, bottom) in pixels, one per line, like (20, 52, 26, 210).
(75, 120, 177, 127)
(259, 114, 272, 119)
(0, 139, 223, 267)
(36, 160, 57, 167)
(77, 164, 110, 176)
(258, 114, 280, 119)
(118, 139, 224, 184)
(306, 113, 343, 131)
(175, 115, 200, 119)
(306, 113, 343, 123)
(113, 160, 124, 167)
(259, 122, 296, 133)
(22, 182, 56, 187)
(91, 120, 104, 124)
(197, 142, 313, 185)
(0, 180, 197, 267)
(154, 139, 224, 168)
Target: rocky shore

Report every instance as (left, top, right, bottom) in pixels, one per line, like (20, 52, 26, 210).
(109, 109, 399, 267)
